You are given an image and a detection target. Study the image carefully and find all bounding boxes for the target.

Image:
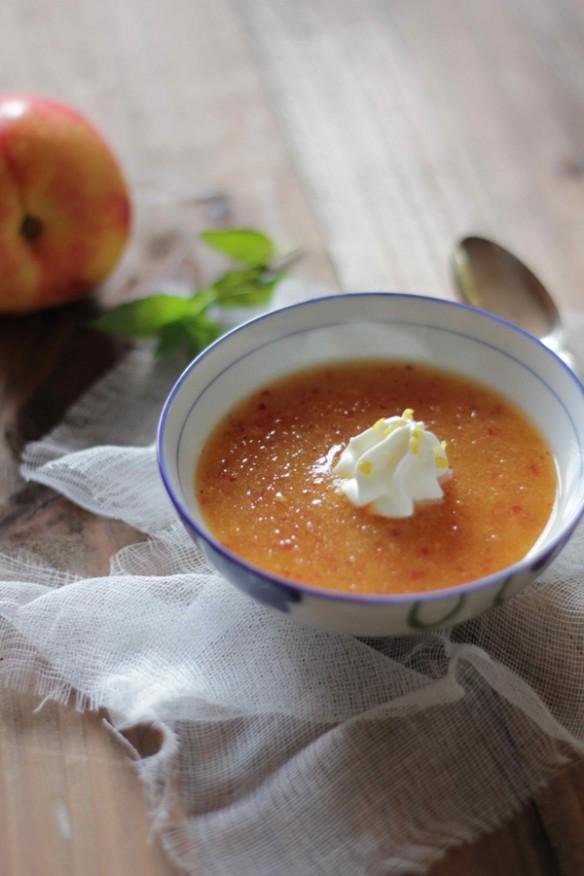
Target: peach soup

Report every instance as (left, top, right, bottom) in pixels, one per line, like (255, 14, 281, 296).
(196, 361, 556, 595)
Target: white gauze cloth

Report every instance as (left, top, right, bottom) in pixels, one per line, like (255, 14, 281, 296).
(1, 284, 583, 876)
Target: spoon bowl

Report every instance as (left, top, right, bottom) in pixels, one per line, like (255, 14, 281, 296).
(453, 236, 574, 368)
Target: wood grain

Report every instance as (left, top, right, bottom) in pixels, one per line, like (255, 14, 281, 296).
(0, 0, 583, 873)
(238, 0, 584, 309)
(0, 692, 175, 876)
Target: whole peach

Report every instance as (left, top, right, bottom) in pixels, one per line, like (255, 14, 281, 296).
(0, 94, 131, 313)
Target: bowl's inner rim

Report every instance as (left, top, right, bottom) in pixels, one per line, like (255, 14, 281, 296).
(159, 302, 584, 605)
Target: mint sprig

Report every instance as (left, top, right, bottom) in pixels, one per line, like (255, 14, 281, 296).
(200, 228, 275, 266)
(93, 228, 290, 356)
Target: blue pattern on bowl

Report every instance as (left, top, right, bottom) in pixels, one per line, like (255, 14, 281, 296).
(202, 540, 302, 614)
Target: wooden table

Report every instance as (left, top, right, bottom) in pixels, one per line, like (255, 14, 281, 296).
(1, 1, 583, 873)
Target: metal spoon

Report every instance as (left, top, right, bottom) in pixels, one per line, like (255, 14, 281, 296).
(452, 235, 574, 369)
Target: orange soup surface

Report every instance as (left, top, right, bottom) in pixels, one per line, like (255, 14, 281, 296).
(196, 362, 556, 595)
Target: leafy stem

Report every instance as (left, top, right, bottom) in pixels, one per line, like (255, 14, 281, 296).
(93, 228, 293, 356)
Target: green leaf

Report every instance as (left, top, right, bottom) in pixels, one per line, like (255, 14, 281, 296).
(154, 322, 190, 357)
(181, 315, 222, 352)
(92, 295, 197, 338)
(200, 229, 276, 267)
(212, 268, 284, 308)
(190, 286, 219, 315)
(155, 315, 222, 358)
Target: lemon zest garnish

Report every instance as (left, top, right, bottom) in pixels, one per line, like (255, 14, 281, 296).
(374, 418, 386, 429)
(433, 446, 449, 469)
(410, 427, 421, 454)
(402, 408, 414, 421)
(358, 460, 372, 476)
(383, 422, 399, 438)
(441, 440, 447, 450)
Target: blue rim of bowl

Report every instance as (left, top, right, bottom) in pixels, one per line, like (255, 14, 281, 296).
(156, 291, 584, 606)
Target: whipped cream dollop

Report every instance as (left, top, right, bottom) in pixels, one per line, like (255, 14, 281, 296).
(332, 409, 451, 518)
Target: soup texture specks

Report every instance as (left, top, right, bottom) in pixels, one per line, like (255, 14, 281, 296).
(196, 362, 556, 595)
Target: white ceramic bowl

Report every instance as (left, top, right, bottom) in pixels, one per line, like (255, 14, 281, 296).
(157, 293, 584, 636)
